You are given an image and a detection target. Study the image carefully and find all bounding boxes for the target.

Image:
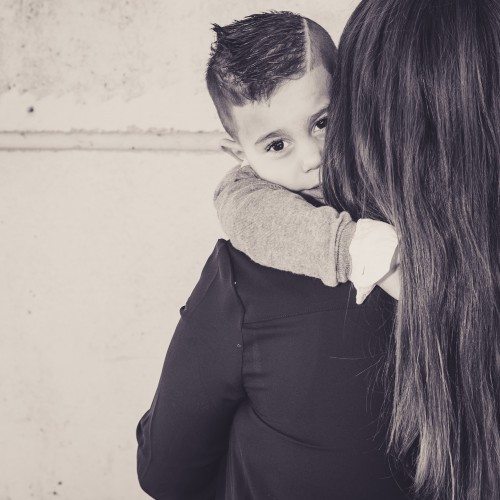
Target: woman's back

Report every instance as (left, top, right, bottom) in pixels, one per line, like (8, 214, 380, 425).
(222, 240, 411, 499)
(136, 239, 414, 499)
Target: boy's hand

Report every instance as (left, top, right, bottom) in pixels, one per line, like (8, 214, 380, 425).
(349, 219, 399, 304)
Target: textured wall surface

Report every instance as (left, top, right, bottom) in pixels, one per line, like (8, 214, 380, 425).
(1, 151, 232, 499)
(0, 1, 358, 499)
(0, 0, 357, 133)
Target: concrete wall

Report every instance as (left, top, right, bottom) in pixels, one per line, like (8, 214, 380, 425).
(0, 1, 358, 499)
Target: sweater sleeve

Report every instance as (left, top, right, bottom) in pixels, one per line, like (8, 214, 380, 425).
(213, 165, 356, 287)
(136, 240, 245, 499)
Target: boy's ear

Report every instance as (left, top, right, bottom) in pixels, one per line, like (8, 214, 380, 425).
(220, 138, 245, 163)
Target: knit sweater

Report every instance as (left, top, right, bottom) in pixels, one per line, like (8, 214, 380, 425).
(213, 164, 356, 287)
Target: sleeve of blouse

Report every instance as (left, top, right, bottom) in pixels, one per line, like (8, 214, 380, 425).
(136, 240, 245, 499)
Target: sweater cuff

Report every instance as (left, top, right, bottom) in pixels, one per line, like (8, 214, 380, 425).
(337, 221, 356, 284)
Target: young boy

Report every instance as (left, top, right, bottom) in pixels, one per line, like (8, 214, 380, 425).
(206, 11, 400, 303)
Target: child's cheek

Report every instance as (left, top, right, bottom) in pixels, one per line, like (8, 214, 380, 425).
(246, 154, 270, 180)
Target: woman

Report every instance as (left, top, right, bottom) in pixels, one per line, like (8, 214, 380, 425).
(323, 0, 499, 498)
(136, 0, 499, 498)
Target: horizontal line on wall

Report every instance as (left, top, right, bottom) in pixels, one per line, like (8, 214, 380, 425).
(0, 131, 227, 152)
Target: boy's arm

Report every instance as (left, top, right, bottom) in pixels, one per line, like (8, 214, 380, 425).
(214, 165, 355, 287)
(214, 165, 401, 302)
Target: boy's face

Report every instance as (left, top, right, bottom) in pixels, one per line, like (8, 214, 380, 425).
(228, 64, 332, 191)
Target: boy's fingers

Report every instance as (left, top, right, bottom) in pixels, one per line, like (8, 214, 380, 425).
(355, 285, 374, 305)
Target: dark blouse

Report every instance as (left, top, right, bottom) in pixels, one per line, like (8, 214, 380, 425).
(136, 240, 413, 499)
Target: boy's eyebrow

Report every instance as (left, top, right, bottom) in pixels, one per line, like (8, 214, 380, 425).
(309, 106, 329, 126)
(254, 129, 288, 146)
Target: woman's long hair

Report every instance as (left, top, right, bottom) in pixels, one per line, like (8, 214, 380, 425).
(323, 0, 500, 498)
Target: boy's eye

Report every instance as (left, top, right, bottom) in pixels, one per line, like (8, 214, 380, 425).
(314, 117, 328, 131)
(265, 139, 289, 153)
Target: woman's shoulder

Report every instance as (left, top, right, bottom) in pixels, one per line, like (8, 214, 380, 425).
(222, 239, 395, 325)
(186, 239, 394, 327)
(182, 239, 242, 320)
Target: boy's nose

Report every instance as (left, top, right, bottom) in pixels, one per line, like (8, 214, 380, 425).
(301, 142, 322, 173)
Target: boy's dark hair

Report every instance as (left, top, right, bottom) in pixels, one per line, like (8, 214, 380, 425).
(206, 11, 337, 137)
